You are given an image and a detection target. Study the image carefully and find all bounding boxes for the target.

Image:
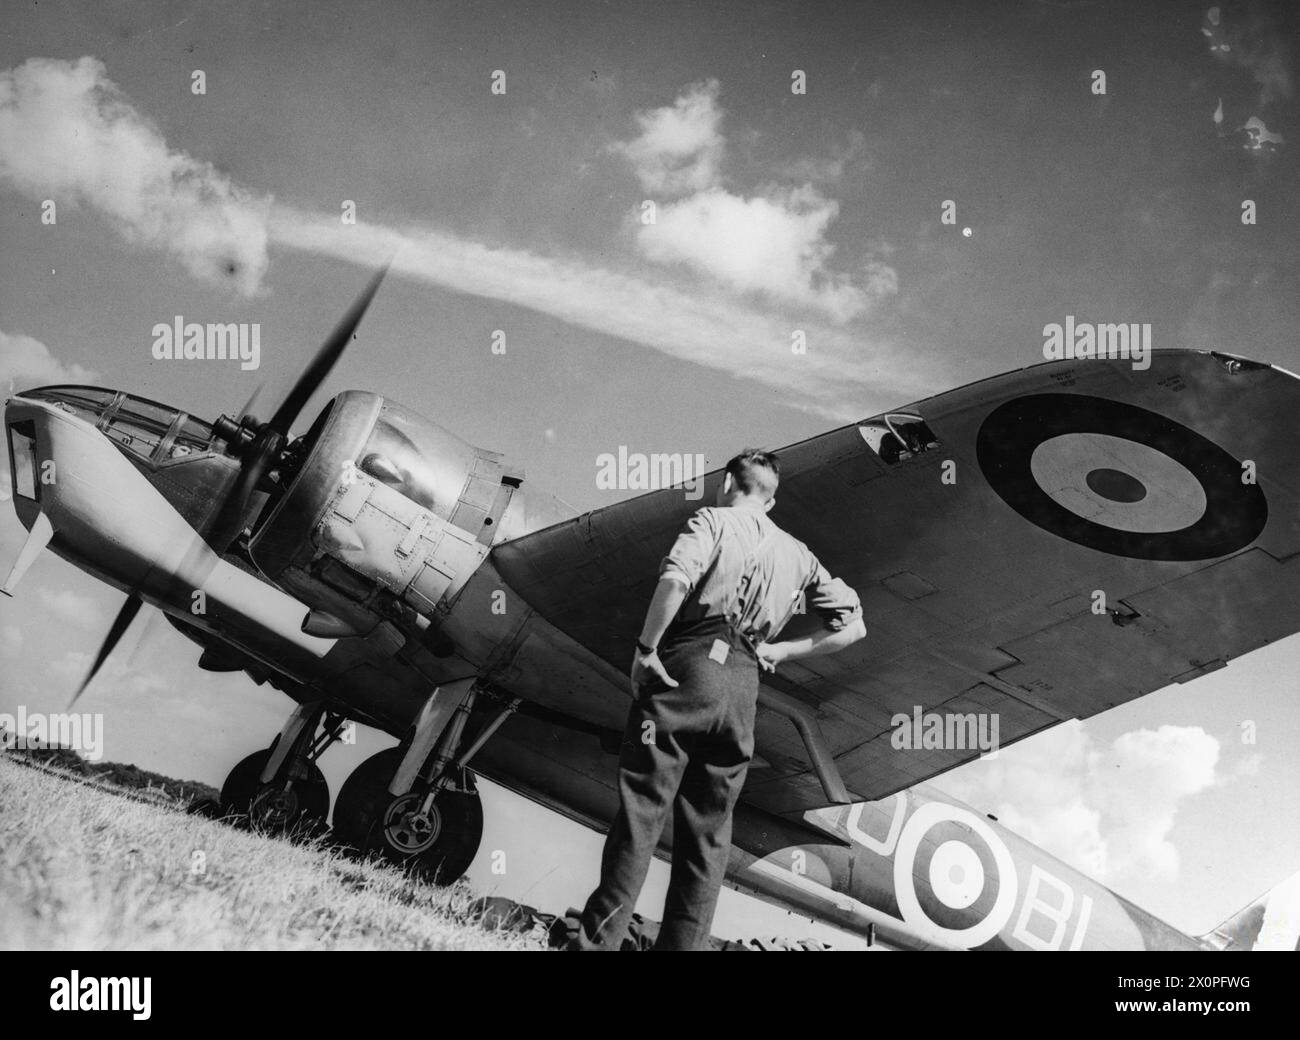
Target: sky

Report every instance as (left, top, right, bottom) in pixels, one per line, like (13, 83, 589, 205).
(0, 0, 1298, 944)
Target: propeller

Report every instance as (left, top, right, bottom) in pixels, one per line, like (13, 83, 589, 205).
(71, 265, 389, 702)
(207, 264, 389, 551)
(237, 382, 263, 424)
(71, 593, 143, 706)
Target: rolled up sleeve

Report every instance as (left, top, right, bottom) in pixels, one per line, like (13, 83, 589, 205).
(805, 561, 863, 631)
(659, 508, 721, 595)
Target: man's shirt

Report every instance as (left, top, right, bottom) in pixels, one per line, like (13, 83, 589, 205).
(659, 505, 863, 646)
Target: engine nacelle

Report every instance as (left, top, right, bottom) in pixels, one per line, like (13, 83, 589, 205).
(248, 391, 522, 638)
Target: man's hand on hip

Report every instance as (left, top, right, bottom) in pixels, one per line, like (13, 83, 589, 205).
(754, 641, 788, 673)
(756, 619, 866, 673)
(630, 649, 678, 697)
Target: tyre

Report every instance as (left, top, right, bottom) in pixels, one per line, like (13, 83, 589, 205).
(333, 747, 482, 884)
(219, 747, 329, 834)
(185, 797, 222, 818)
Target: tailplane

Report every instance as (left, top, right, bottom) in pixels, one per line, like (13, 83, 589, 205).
(1200, 869, 1300, 950)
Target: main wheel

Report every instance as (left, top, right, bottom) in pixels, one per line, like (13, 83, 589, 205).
(219, 747, 330, 834)
(333, 747, 483, 884)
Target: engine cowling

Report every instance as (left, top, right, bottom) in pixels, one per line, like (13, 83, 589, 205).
(248, 391, 522, 639)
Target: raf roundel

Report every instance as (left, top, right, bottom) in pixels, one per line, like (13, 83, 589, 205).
(893, 802, 1019, 948)
(976, 393, 1267, 561)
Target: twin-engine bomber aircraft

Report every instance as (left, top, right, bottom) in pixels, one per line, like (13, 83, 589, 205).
(4, 271, 1299, 950)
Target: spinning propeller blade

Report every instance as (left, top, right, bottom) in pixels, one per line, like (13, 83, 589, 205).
(71, 594, 143, 706)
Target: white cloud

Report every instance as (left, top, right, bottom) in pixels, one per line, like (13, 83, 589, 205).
(0, 59, 931, 418)
(616, 83, 896, 324)
(611, 79, 724, 196)
(0, 56, 270, 295)
(944, 722, 1108, 879)
(1241, 115, 1284, 153)
(0, 328, 97, 512)
(1087, 725, 1219, 884)
(943, 721, 1221, 892)
(0, 328, 98, 394)
(636, 186, 887, 323)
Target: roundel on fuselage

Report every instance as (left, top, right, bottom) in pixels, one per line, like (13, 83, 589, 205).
(975, 393, 1267, 561)
(893, 802, 1019, 949)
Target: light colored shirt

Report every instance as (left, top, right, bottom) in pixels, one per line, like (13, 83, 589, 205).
(659, 505, 863, 645)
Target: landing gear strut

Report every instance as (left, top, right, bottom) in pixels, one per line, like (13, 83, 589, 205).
(333, 681, 519, 884)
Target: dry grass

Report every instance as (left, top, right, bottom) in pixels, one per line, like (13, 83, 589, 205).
(0, 756, 547, 950)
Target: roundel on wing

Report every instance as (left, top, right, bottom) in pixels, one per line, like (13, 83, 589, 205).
(975, 393, 1267, 561)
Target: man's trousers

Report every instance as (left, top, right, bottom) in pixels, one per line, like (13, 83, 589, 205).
(572, 617, 758, 951)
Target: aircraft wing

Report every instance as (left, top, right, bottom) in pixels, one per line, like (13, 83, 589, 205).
(492, 350, 1300, 819)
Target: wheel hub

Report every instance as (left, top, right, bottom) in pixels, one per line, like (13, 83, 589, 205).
(383, 793, 442, 854)
(250, 784, 299, 829)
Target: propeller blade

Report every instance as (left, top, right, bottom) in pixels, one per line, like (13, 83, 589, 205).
(123, 602, 168, 669)
(238, 382, 263, 422)
(72, 594, 143, 705)
(267, 263, 389, 437)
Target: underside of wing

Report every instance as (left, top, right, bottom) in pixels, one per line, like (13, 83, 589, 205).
(492, 350, 1300, 819)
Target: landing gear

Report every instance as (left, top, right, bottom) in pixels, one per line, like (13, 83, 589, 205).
(333, 748, 483, 883)
(218, 701, 345, 835)
(220, 746, 329, 833)
(213, 681, 519, 889)
(332, 681, 520, 885)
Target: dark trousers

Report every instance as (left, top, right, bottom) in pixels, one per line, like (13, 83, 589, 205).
(572, 617, 758, 951)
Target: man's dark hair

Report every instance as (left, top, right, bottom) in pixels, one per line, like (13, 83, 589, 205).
(725, 448, 780, 499)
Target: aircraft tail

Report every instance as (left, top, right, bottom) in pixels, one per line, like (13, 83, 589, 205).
(1199, 868, 1300, 950)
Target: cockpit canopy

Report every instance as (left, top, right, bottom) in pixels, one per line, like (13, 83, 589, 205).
(19, 385, 217, 465)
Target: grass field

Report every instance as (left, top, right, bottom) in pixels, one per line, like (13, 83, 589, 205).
(0, 755, 547, 950)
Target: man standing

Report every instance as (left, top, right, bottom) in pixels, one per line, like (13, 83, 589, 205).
(569, 449, 865, 950)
